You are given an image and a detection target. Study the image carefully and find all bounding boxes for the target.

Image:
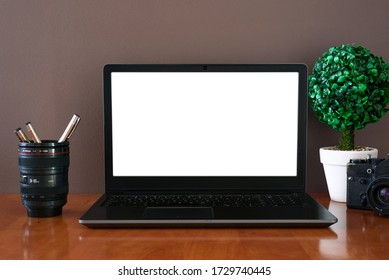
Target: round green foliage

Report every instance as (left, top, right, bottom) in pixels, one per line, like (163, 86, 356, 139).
(309, 45, 389, 132)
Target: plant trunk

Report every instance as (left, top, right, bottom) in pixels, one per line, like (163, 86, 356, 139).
(339, 128, 355, 151)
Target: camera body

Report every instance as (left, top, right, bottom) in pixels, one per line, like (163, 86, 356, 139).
(347, 156, 389, 215)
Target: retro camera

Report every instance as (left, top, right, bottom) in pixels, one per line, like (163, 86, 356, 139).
(347, 155, 389, 215)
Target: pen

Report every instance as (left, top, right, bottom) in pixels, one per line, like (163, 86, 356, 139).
(58, 114, 81, 143)
(25, 122, 42, 143)
(14, 128, 30, 142)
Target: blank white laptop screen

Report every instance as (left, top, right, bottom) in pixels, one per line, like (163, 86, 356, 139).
(111, 72, 299, 177)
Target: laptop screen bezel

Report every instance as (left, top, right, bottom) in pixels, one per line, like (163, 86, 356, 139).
(103, 64, 307, 193)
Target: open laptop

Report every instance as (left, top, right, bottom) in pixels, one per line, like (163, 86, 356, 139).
(79, 64, 337, 228)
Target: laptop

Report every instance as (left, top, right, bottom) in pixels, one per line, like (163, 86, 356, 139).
(79, 64, 337, 228)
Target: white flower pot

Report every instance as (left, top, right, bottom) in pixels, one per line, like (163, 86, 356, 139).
(319, 147, 378, 202)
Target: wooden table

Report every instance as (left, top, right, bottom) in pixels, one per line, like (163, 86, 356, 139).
(1, 193, 388, 260)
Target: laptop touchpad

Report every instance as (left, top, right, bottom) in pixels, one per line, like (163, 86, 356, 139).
(143, 207, 214, 219)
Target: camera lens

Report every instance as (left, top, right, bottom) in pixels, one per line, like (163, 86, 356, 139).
(378, 187, 389, 204)
(367, 178, 389, 215)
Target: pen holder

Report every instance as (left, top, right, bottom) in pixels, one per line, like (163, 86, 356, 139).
(18, 141, 69, 217)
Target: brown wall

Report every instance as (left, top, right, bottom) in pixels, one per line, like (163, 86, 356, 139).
(1, 0, 389, 193)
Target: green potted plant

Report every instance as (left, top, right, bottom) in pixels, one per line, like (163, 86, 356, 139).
(309, 44, 389, 202)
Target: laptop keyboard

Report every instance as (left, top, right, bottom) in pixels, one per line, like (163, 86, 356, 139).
(103, 193, 311, 208)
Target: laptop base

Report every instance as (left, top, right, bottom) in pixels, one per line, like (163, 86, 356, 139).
(79, 194, 337, 228)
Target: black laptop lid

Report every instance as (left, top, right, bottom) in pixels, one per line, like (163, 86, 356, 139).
(103, 64, 307, 193)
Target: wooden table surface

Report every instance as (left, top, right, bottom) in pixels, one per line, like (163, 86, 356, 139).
(1, 193, 388, 260)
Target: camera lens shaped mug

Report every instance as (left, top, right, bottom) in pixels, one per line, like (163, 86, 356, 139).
(18, 141, 69, 217)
